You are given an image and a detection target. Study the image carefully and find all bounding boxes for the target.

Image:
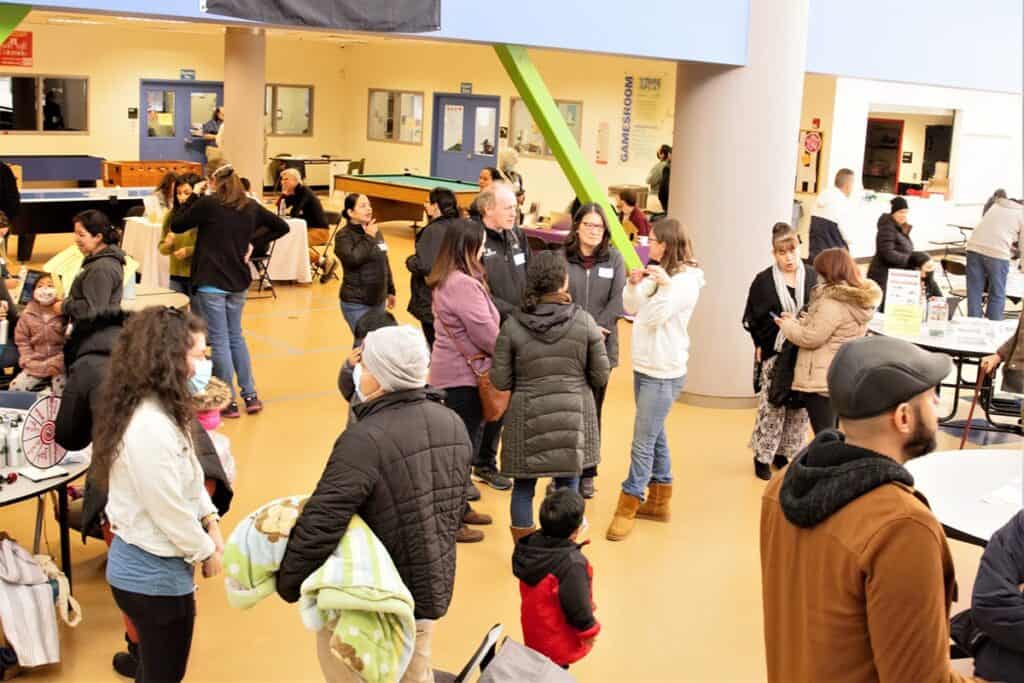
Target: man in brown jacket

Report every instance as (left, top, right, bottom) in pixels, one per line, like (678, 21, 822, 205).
(761, 335, 983, 682)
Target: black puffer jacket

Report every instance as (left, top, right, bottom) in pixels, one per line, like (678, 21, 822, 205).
(490, 299, 610, 479)
(971, 510, 1024, 683)
(335, 222, 395, 306)
(63, 245, 125, 323)
(277, 388, 473, 619)
(406, 216, 457, 324)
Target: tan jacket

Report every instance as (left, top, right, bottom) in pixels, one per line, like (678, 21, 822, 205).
(997, 315, 1024, 371)
(762, 461, 979, 682)
(779, 281, 881, 394)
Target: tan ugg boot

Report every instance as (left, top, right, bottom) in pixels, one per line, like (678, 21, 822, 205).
(636, 483, 673, 522)
(606, 492, 642, 541)
(510, 526, 535, 544)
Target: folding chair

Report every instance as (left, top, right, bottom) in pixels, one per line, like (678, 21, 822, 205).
(249, 239, 277, 300)
(311, 217, 344, 284)
(433, 624, 503, 683)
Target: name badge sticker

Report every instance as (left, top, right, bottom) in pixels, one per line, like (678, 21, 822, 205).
(513, 252, 526, 266)
(377, 242, 388, 252)
(598, 267, 614, 279)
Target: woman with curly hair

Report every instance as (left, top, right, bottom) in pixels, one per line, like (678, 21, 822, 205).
(490, 251, 610, 541)
(92, 307, 224, 683)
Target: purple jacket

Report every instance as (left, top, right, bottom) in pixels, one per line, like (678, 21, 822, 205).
(430, 271, 500, 389)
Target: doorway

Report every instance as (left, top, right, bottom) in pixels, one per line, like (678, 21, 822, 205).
(862, 118, 904, 194)
(430, 93, 500, 183)
(139, 80, 224, 163)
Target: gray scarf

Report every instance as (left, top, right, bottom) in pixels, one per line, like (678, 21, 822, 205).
(772, 262, 805, 352)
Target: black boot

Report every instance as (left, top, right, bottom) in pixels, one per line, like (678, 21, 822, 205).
(772, 453, 789, 469)
(112, 635, 139, 678)
(754, 457, 772, 481)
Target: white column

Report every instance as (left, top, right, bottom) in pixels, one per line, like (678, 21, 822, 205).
(671, 0, 809, 403)
(223, 27, 266, 192)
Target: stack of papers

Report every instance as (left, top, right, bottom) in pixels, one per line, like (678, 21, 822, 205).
(17, 465, 68, 482)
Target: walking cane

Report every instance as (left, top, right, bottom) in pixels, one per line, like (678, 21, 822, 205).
(958, 370, 988, 450)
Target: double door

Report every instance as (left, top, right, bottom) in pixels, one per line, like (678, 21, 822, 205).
(431, 94, 500, 183)
(139, 81, 224, 163)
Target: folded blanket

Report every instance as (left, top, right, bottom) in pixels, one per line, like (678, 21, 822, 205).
(224, 496, 416, 683)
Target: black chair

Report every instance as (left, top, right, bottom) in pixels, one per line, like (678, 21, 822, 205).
(311, 216, 345, 284)
(249, 240, 277, 300)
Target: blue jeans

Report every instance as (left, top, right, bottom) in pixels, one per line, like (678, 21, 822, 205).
(966, 251, 1009, 320)
(511, 476, 580, 528)
(340, 301, 385, 336)
(198, 290, 255, 400)
(622, 372, 686, 500)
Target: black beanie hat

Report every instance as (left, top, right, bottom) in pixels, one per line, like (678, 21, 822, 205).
(890, 196, 909, 213)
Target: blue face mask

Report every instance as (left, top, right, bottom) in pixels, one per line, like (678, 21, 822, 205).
(189, 358, 213, 395)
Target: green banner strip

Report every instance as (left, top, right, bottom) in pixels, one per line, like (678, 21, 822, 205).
(493, 44, 642, 270)
(0, 4, 30, 45)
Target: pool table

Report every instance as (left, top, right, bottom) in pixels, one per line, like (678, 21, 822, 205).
(13, 187, 149, 260)
(332, 173, 479, 225)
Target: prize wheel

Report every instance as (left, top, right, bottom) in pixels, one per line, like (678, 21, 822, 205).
(21, 395, 66, 469)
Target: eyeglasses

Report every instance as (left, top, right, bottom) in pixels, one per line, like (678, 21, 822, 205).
(580, 222, 605, 230)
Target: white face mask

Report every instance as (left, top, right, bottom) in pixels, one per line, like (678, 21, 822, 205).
(33, 287, 57, 306)
(352, 363, 365, 401)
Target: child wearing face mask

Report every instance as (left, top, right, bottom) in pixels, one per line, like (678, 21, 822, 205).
(10, 274, 68, 394)
(190, 375, 236, 485)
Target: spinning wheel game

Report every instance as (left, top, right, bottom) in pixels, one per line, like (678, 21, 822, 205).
(21, 395, 66, 469)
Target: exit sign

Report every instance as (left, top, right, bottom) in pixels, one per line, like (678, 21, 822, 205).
(460, 82, 472, 94)
(180, 69, 196, 81)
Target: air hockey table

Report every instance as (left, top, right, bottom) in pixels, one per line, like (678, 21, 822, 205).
(13, 187, 150, 261)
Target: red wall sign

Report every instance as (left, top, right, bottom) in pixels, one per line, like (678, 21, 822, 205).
(0, 31, 33, 68)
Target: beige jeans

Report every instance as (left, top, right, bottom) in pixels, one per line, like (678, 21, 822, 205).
(316, 619, 435, 683)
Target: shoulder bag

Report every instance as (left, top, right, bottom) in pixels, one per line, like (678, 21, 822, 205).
(437, 316, 510, 422)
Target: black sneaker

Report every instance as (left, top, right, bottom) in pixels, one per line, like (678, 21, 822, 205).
(472, 466, 512, 491)
(243, 394, 263, 415)
(221, 401, 241, 419)
(319, 259, 339, 284)
(772, 453, 789, 469)
(112, 637, 139, 678)
(467, 480, 481, 502)
(754, 458, 772, 481)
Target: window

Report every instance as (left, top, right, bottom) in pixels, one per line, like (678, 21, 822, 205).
(367, 89, 423, 144)
(0, 75, 87, 132)
(509, 97, 582, 157)
(265, 84, 312, 136)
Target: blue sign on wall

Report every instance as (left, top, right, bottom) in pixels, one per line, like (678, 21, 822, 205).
(180, 68, 196, 80)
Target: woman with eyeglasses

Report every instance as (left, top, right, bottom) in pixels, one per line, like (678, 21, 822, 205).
(563, 203, 626, 498)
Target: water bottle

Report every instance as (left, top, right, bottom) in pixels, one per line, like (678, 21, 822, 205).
(6, 417, 22, 468)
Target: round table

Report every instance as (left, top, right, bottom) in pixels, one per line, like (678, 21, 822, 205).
(905, 448, 1022, 546)
(0, 457, 89, 585)
(869, 314, 1019, 429)
(121, 286, 190, 312)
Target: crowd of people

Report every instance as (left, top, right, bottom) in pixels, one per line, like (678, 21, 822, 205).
(0, 144, 1017, 682)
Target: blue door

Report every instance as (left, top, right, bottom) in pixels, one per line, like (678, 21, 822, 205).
(139, 81, 223, 163)
(430, 94, 500, 183)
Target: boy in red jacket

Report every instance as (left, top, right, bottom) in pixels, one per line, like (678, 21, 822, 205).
(512, 488, 600, 668)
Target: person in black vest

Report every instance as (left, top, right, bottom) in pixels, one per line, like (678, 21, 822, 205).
(808, 168, 855, 262)
(742, 223, 817, 480)
(279, 325, 472, 681)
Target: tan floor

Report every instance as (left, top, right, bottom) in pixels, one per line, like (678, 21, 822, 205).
(3, 226, 987, 682)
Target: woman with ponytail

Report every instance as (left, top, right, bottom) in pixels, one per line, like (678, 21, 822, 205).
(490, 251, 610, 542)
(607, 219, 704, 542)
(61, 209, 126, 323)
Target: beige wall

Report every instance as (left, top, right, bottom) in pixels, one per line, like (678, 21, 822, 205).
(0, 20, 349, 179)
(336, 41, 676, 214)
(794, 73, 837, 236)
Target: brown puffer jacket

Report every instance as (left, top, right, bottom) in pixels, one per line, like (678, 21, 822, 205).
(277, 388, 472, 620)
(14, 301, 67, 378)
(490, 299, 610, 479)
(778, 280, 882, 395)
